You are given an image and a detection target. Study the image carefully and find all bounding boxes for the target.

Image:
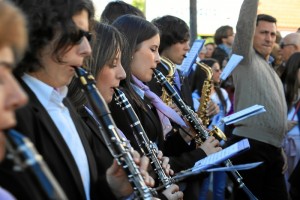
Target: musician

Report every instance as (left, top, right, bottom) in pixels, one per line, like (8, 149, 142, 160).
(191, 58, 231, 200)
(147, 15, 220, 200)
(0, 1, 28, 199)
(0, 0, 154, 199)
(70, 23, 183, 200)
(108, 15, 221, 200)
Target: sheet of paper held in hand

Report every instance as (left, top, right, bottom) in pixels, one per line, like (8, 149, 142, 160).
(220, 54, 243, 81)
(178, 39, 205, 77)
(172, 139, 263, 181)
(191, 138, 251, 172)
(220, 104, 266, 125)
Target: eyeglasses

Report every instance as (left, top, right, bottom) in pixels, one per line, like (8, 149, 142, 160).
(70, 29, 92, 44)
(280, 42, 295, 49)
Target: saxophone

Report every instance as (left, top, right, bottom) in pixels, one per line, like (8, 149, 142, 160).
(153, 69, 258, 200)
(196, 62, 213, 127)
(160, 56, 175, 106)
(195, 62, 227, 141)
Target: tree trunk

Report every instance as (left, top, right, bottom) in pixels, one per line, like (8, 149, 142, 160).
(189, 0, 197, 43)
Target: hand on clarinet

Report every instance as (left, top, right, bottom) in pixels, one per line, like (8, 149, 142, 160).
(106, 149, 155, 198)
(199, 136, 222, 156)
(157, 150, 174, 176)
(162, 184, 184, 200)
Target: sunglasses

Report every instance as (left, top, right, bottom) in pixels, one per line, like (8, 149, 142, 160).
(71, 29, 92, 44)
(280, 42, 295, 49)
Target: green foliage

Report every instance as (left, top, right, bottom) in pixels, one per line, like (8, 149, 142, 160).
(132, 0, 145, 13)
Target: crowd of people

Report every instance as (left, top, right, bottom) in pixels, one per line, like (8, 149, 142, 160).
(0, 0, 299, 199)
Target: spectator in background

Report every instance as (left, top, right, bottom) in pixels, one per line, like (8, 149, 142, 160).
(282, 52, 300, 196)
(198, 46, 207, 60)
(278, 33, 300, 81)
(280, 33, 300, 64)
(271, 43, 284, 74)
(276, 30, 283, 44)
(212, 25, 234, 68)
(228, 0, 288, 199)
(204, 42, 216, 59)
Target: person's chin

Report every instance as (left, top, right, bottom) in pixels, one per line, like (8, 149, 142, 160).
(144, 76, 153, 83)
(0, 115, 16, 130)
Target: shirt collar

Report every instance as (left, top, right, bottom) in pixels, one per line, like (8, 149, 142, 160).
(22, 73, 68, 107)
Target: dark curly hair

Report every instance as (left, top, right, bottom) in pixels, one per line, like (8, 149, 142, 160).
(152, 15, 190, 54)
(11, 0, 95, 75)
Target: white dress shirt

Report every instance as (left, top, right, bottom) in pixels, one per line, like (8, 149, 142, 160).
(22, 74, 90, 200)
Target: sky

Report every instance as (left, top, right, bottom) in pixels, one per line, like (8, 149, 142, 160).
(92, 0, 296, 36)
(92, 0, 243, 35)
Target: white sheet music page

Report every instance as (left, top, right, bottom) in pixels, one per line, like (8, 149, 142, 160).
(178, 39, 205, 77)
(192, 139, 250, 172)
(220, 54, 243, 81)
(220, 104, 266, 125)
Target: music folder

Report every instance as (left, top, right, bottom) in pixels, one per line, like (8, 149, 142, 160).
(173, 139, 254, 181)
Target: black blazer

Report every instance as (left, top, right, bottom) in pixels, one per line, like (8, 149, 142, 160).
(109, 88, 207, 200)
(109, 88, 206, 173)
(0, 78, 116, 200)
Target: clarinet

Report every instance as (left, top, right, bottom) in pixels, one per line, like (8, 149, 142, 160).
(114, 88, 174, 189)
(153, 69, 258, 200)
(74, 67, 154, 200)
(153, 69, 213, 145)
(5, 129, 68, 200)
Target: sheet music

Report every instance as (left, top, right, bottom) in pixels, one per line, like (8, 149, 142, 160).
(171, 139, 263, 182)
(220, 104, 266, 125)
(192, 139, 250, 172)
(178, 39, 205, 77)
(220, 54, 243, 81)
